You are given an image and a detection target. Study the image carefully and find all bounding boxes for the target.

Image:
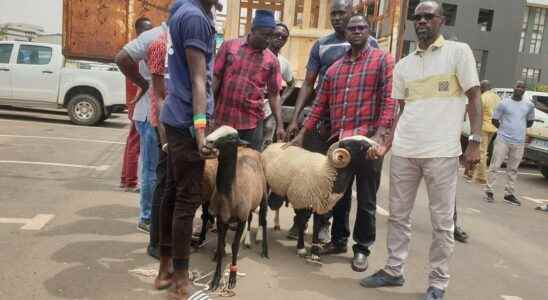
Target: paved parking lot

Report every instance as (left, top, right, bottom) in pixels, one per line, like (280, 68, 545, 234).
(0, 107, 547, 300)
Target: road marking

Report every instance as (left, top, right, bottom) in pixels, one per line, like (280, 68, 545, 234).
(518, 171, 543, 177)
(0, 214, 54, 230)
(0, 134, 125, 145)
(501, 296, 523, 300)
(0, 118, 127, 131)
(522, 196, 547, 205)
(465, 208, 481, 214)
(0, 160, 110, 171)
(377, 206, 389, 216)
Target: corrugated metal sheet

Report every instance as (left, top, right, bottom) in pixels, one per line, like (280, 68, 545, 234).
(63, 0, 170, 62)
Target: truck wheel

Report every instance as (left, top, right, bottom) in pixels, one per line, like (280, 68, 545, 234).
(67, 94, 104, 126)
(541, 167, 548, 180)
(99, 107, 112, 123)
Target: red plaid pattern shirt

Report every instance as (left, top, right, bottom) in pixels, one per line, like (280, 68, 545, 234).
(146, 33, 167, 127)
(213, 38, 282, 130)
(304, 47, 395, 140)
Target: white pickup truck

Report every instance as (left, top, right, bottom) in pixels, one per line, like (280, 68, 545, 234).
(0, 41, 126, 125)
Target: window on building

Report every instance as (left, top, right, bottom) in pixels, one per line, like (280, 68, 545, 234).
(519, 7, 530, 53)
(407, 0, 421, 21)
(0, 44, 13, 64)
(402, 40, 417, 57)
(522, 67, 541, 84)
(17, 45, 52, 65)
(473, 49, 488, 80)
(442, 3, 458, 26)
(478, 9, 494, 32)
(529, 7, 546, 54)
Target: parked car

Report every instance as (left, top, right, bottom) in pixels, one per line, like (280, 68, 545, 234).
(462, 89, 548, 179)
(0, 41, 126, 125)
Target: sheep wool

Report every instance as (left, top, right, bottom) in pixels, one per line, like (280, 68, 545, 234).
(262, 143, 342, 215)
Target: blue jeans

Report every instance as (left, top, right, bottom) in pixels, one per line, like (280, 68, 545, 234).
(135, 120, 159, 223)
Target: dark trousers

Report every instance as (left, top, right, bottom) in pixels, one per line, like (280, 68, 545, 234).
(159, 125, 204, 266)
(149, 134, 169, 248)
(331, 157, 383, 256)
(237, 120, 264, 151)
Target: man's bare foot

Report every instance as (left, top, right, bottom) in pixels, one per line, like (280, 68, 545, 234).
(154, 272, 173, 290)
(169, 281, 211, 300)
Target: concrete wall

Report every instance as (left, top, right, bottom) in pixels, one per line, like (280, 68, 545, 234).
(402, 0, 525, 88)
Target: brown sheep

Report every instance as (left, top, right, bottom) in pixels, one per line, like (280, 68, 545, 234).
(204, 126, 269, 292)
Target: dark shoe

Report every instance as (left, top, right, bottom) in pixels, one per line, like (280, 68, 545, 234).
(484, 191, 495, 203)
(454, 226, 468, 243)
(318, 241, 347, 255)
(147, 244, 160, 260)
(424, 287, 445, 300)
(351, 252, 368, 272)
(504, 194, 521, 206)
(137, 221, 150, 233)
(360, 269, 405, 288)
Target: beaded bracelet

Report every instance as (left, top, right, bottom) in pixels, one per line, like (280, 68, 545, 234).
(193, 113, 207, 129)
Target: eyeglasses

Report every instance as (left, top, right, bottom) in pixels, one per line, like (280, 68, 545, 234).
(347, 25, 369, 32)
(412, 13, 441, 21)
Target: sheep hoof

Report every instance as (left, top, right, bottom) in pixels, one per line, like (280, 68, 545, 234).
(244, 234, 251, 249)
(273, 225, 281, 231)
(297, 248, 308, 257)
(228, 271, 237, 289)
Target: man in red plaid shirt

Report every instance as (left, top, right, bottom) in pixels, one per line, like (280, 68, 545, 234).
(213, 10, 285, 149)
(290, 14, 395, 273)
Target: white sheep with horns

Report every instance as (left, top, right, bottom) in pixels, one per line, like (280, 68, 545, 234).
(261, 136, 376, 260)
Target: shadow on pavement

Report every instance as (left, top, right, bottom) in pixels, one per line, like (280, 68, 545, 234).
(44, 240, 157, 299)
(40, 219, 137, 236)
(76, 204, 139, 220)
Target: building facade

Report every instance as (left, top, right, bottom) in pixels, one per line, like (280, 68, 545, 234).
(0, 23, 45, 42)
(402, 0, 548, 88)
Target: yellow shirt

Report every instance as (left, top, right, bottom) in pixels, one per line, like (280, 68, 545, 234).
(481, 90, 501, 133)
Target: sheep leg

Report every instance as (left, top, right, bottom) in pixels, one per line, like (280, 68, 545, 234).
(274, 209, 281, 231)
(295, 209, 310, 257)
(309, 213, 322, 262)
(210, 221, 227, 292)
(243, 212, 252, 248)
(259, 197, 269, 258)
(228, 221, 245, 289)
(192, 202, 210, 248)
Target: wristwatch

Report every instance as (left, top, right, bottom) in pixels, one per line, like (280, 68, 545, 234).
(468, 134, 481, 144)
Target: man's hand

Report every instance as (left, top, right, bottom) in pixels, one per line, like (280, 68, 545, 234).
(130, 84, 149, 105)
(463, 142, 480, 171)
(367, 144, 388, 160)
(276, 124, 286, 142)
(285, 120, 300, 141)
(283, 128, 305, 149)
(196, 131, 218, 159)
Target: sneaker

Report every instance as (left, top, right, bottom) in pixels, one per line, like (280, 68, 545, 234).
(454, 226, 468, 243)
(484, 191, 495, 203)
(137, 221, 150, 233)
(424, 287, 445, 300)
(503, 194, 521, 206)
(360, 269, 405, 288)
(318, 241, 347, 255)
(535, 204, 548, 212)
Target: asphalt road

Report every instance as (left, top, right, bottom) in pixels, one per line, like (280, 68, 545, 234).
(0, 107, 547, 300)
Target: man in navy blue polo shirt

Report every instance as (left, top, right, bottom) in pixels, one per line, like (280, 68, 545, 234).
(155, 0, 218, 299)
